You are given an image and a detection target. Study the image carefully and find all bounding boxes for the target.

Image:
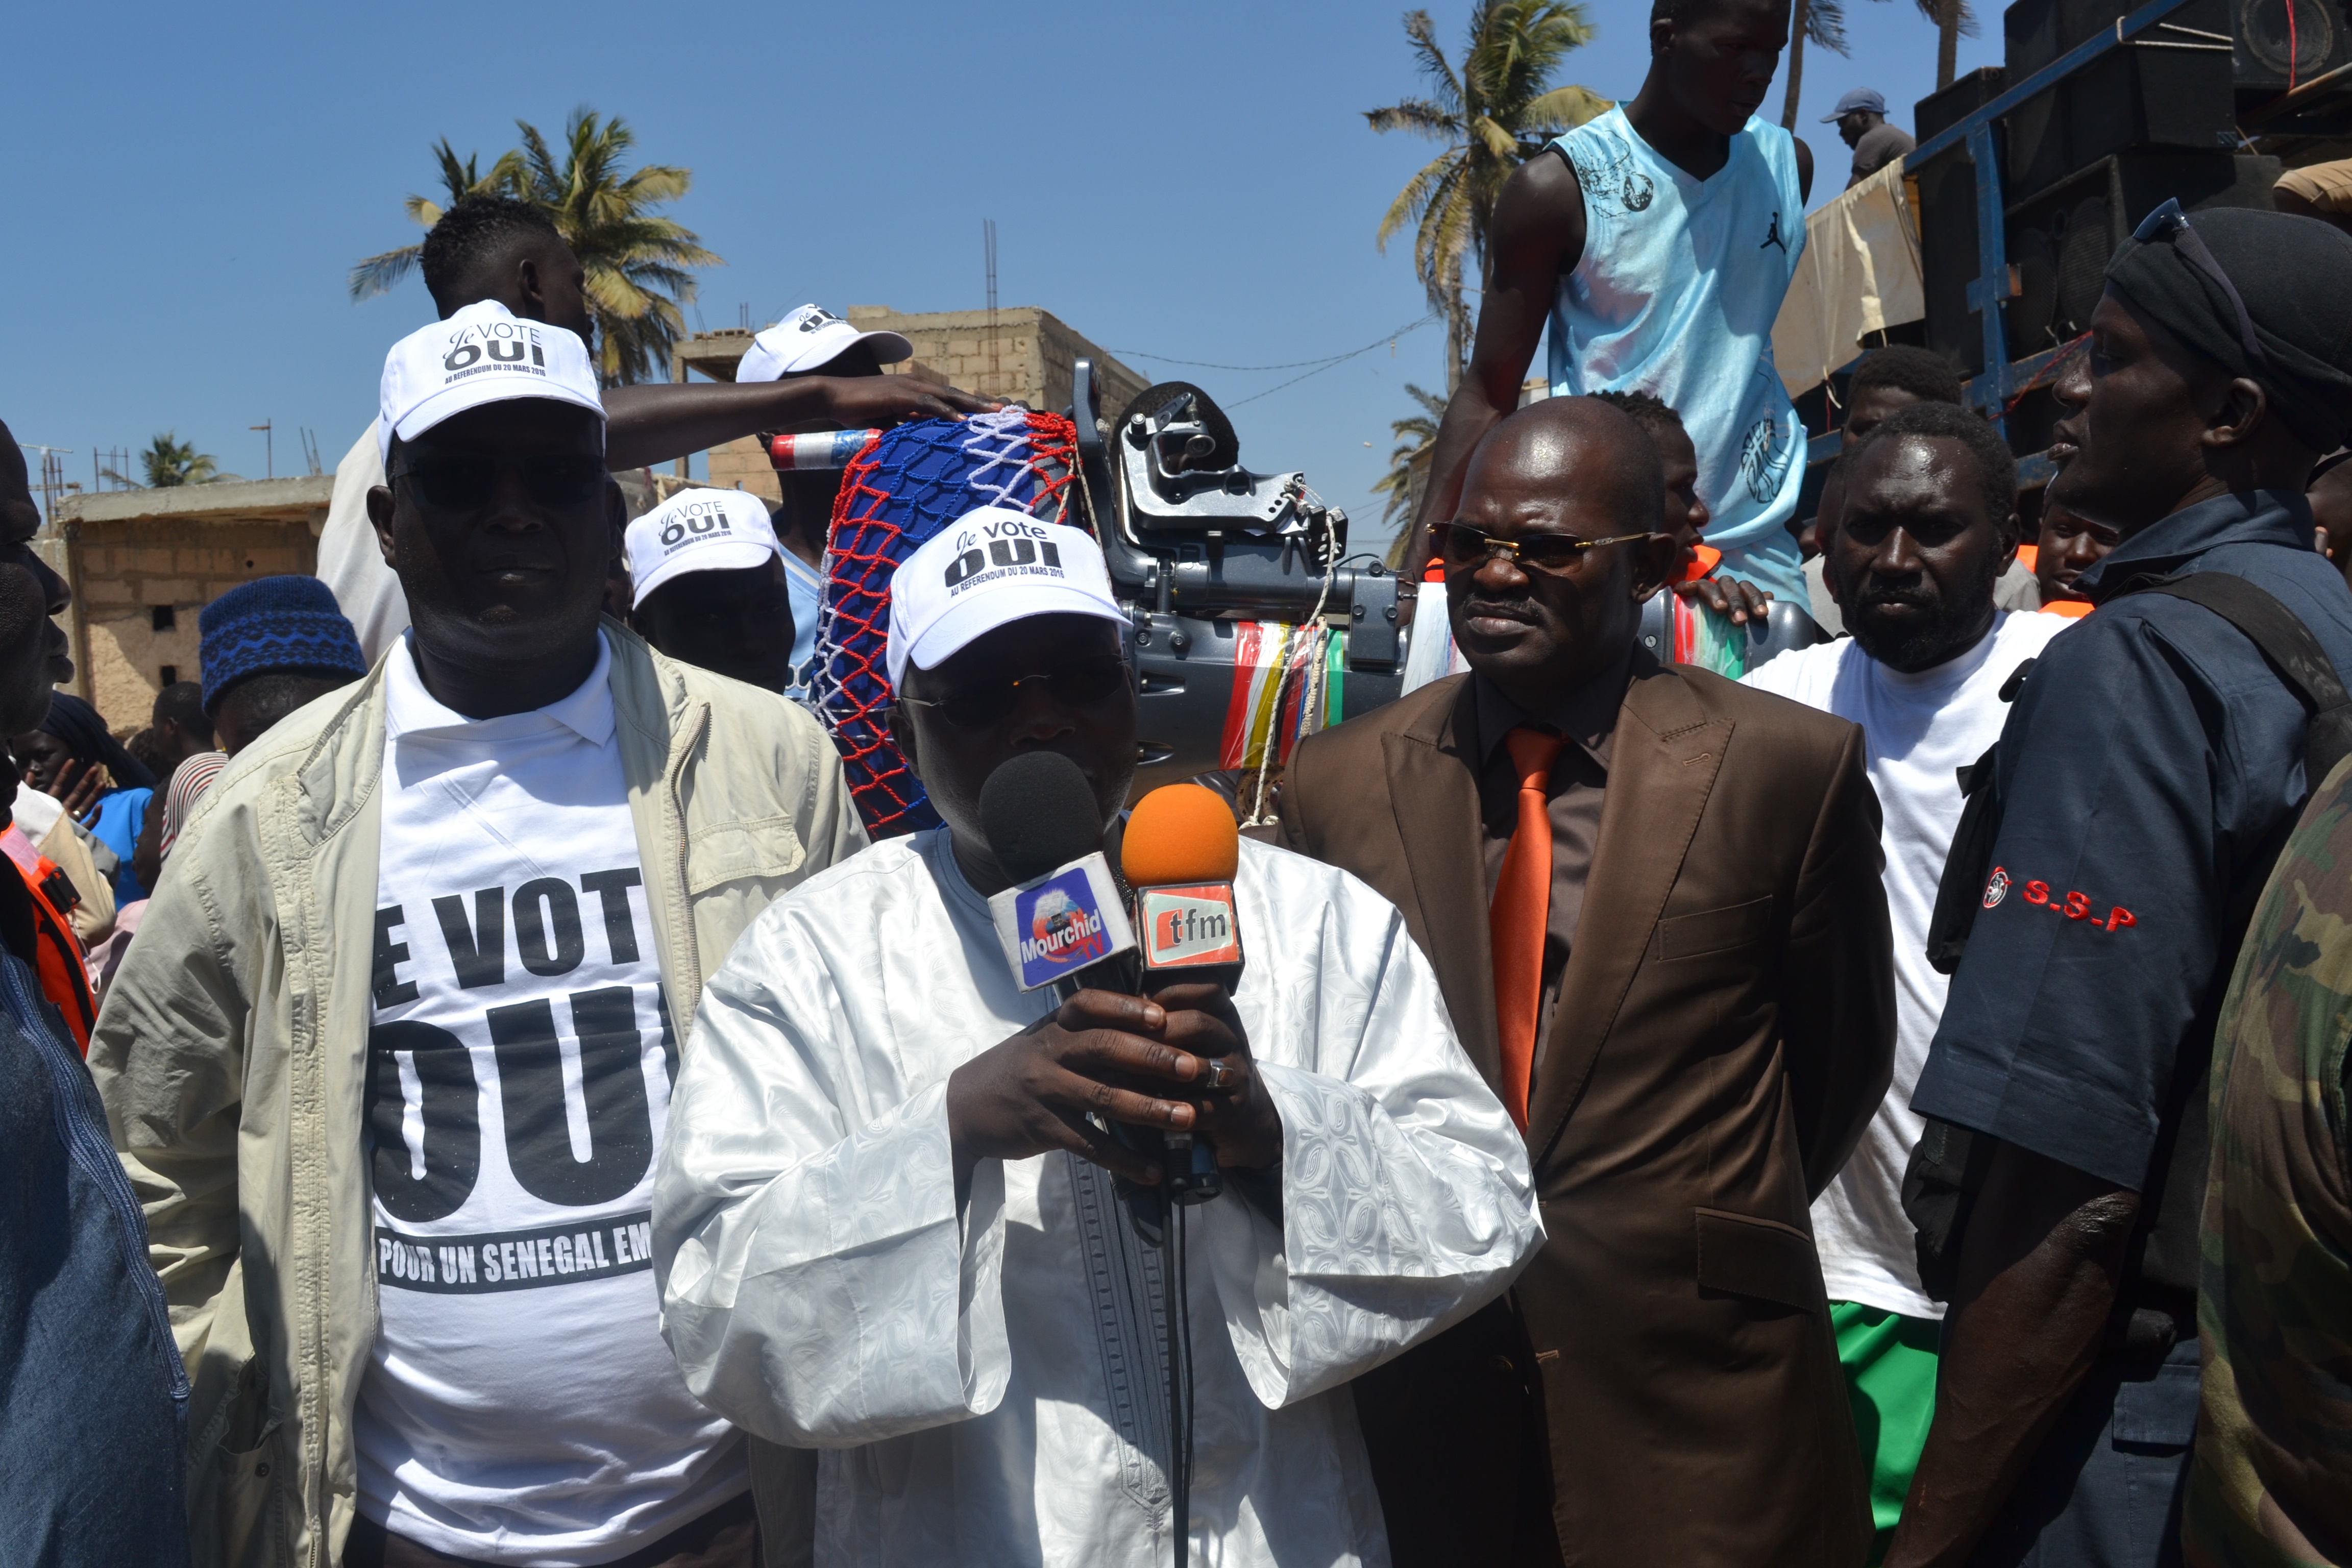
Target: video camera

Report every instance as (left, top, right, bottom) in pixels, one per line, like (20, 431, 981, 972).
(1068, 361, 1409, 792)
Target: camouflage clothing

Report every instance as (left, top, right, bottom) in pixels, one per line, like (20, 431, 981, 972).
(2188, 756, 2352, 1567)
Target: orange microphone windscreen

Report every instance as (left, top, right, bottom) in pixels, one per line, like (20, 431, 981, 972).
(1122, 784, 1241, 886)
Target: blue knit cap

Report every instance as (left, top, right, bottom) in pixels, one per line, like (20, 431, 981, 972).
(198, 576, 370, 715)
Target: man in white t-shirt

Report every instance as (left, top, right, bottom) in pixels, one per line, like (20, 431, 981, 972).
(1742, 400, 2073, 1560)
(94, 302, 866, 1568)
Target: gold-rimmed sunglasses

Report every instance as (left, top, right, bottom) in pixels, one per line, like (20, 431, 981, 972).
(1428, 521, 1661, 576)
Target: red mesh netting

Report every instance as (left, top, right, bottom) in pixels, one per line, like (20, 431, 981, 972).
(812, 409, 1086, 837)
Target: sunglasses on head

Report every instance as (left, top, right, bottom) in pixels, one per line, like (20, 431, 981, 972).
(387, 451, 608, 511)
(895, 655, 1131, 730)
(1428, 520, 1658, 577)
(2130, 199, 2271, 376)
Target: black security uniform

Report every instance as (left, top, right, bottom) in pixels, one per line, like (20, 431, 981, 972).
(1913, 489, 2352, 1565)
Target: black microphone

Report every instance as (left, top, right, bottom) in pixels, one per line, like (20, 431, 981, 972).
(977, 753, 1166, 1240)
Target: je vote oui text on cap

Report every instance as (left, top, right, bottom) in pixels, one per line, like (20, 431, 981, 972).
(737, 305, 915, 383)
(624, 489, 785, 607)
(886, 509, 1127, 691)
(377, 300, 605, 465)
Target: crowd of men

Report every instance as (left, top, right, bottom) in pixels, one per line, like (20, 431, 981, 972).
(9, 1, 2352, 1566)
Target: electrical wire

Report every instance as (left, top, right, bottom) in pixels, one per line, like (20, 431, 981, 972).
(1109, 314, 1437, 375)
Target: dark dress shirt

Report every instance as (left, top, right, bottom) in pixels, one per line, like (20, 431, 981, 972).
(1471, 650, 1632, 1079)
(1915, 489, 2352, 1299)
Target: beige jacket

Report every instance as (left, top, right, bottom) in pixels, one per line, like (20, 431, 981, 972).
(89, 622, 866, 1568)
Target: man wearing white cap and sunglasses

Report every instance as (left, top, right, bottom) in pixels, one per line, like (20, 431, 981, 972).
(93, 302, 867, 1568)
(625, 488, 799, 695)
(652, 506, 1538, 1566)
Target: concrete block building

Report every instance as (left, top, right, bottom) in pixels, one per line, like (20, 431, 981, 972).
(41, 476, 330, 732)
(668, 305, 1148, 501)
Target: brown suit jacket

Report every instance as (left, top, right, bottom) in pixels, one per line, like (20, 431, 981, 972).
(1279, 660, 1893, 1568)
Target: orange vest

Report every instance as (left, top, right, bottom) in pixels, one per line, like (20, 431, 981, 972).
(14, 855, 96, 1055)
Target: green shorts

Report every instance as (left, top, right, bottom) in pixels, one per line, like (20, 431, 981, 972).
(1831, 1299, 1942, 1565)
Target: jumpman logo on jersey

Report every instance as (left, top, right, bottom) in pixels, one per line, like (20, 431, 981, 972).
(1761, 213, 1787, 254)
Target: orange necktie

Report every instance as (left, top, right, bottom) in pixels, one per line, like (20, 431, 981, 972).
(1490, 727, 1566, 1131)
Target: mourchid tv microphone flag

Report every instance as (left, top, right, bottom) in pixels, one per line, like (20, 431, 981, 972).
(975, 751, 1136, 993)
(987, 856, 1137, 992)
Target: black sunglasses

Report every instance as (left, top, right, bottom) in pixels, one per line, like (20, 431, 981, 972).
(388, 452, 608, 511)
(895, 655, 1132, 730)
(2130, 199, 2270, 376)
(1429, 520, 1658, 576)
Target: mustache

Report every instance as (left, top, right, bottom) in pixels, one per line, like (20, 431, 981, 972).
(1460, 593, 1539, 618)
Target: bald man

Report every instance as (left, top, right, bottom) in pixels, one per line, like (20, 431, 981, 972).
(1281, 397, 1893, 1567)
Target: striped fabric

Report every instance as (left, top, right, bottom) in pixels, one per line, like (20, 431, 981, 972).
(1216, 622, 1347, 771)
(158, 751, 228, 860)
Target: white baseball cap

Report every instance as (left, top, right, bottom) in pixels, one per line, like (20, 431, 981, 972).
(378, 301, 604, 465)
(737, 304, 914, 383)
(625, 488, 784, 606)
(887, 510, 1126, 690)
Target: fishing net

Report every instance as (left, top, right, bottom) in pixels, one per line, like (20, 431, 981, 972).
(811, 408, 1085, 837)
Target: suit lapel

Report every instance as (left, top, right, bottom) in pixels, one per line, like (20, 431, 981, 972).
(1525, 667, 1730, 1160)
(1382, 681, 1503, 1091)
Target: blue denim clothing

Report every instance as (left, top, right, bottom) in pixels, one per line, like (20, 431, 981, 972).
(1964, 1335, 2197, 1567)
(0, 943, 189, 1566)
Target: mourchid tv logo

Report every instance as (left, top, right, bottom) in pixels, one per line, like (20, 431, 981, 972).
(1018, 870, 1110, 971)
(442, 317, 547, 374)
(943, 515, 1062, 590)
(988, 853, 1135, 991)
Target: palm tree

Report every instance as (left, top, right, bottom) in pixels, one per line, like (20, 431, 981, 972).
(113, 433, 217, 488)
(1367, 3, 1610, 396)
(1779, 0, 1853, 130)
(514, 109, 721, 386)
(347, 110, 721, 387)
(1372, 384, 1449, 570)
(1919, 0, 1974, 90)
(348, 139, 526, 302)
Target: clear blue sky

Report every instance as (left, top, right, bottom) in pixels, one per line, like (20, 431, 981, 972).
(1, 0, 1995, 556)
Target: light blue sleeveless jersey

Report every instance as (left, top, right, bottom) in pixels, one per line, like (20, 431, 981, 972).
(1550, 108, 1807, 604)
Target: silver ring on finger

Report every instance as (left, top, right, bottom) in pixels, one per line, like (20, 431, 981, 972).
(1204, 1058, 1233, 1092)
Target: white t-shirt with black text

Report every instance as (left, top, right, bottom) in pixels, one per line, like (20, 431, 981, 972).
(356, 630, 743, 1562)
(1742, 609, 2074, 1319)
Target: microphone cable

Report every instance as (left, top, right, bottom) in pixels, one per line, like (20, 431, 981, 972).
(1165, 1198, 1196, 1568)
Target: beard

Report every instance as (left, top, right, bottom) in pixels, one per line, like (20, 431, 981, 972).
(1835, 551, 2001, 673)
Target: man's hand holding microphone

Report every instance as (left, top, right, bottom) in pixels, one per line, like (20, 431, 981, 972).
(945, 756, 1282, 1200)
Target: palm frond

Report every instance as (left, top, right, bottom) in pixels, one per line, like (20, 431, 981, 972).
(1913, 0, 1976, 35)
(1401, 10, 1467, 113)
(1805, 0, 1850, 53)
(1376, 149, 1462, 251)
(348, 244, 424, 302)
(1520, 84, 1612, 133)
(1364, 99, 1464, 139)
(1469, 113, 1521, 160)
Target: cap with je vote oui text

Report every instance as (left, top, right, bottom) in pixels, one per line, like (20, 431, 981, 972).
(377, 300, 604, 466)
(624, 488, 783, 607)
(737, 304, 914, 383)
(887, 509, 1126, 690)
